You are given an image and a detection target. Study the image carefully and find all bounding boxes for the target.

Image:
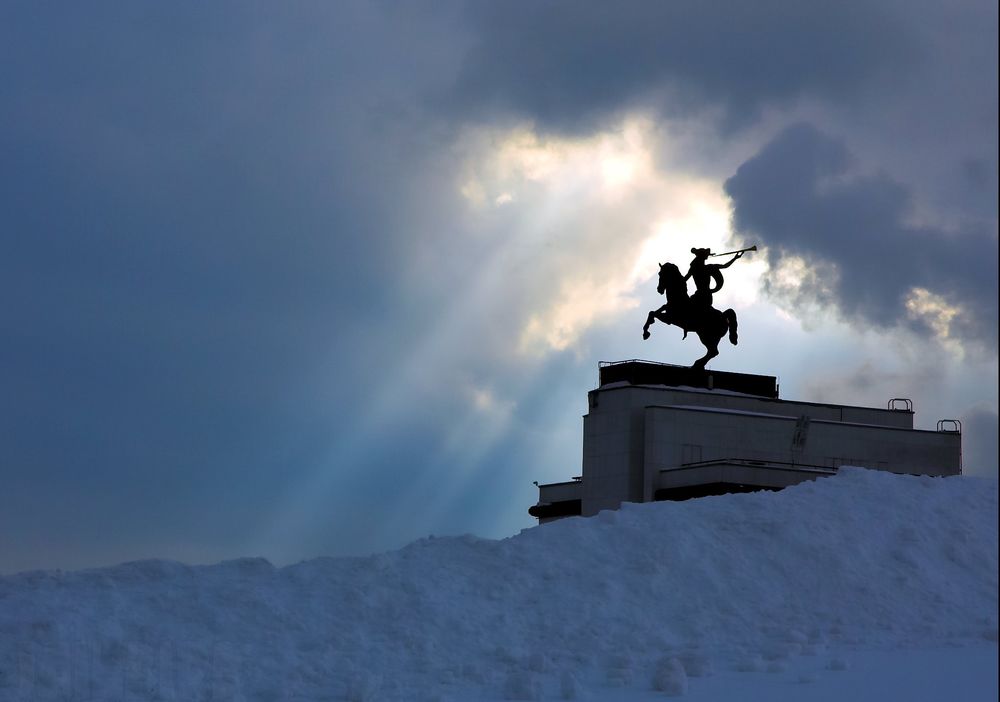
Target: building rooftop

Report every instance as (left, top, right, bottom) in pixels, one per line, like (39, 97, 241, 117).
(598, 360, 779, 399)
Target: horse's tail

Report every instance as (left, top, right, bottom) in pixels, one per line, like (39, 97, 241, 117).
(724, 309, 738, 345)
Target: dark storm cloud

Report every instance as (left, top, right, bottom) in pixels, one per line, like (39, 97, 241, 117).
(724, 124, 999, 347)
(453, 0, 915, 130)
(0, 2, 468, 571)
(1, 0, 996, 573)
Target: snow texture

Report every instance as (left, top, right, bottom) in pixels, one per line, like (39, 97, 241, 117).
(0, 468, 996, 700)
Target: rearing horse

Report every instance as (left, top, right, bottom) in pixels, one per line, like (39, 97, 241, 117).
(642, 262, 738, 370)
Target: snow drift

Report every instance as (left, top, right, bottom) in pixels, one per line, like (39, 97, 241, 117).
(1, 468, 996, 700)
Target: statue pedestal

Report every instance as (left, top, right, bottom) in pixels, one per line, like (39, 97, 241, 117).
(597, 360, 778, 398)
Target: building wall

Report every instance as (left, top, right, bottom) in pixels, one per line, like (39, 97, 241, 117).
(590, 384, 915, 428)
(644, 406, 961, 500)
(579, 384, 954, 517)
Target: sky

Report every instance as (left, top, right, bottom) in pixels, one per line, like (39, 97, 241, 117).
(1, 0, 996, 574)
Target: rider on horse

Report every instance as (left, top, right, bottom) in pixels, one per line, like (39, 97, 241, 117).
(685, 247, 744, 311)
(642, 246, 752, 369)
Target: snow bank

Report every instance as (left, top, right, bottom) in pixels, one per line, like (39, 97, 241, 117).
(1, 469, 996, 700)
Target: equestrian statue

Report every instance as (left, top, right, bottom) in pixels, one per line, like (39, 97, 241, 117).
(642, 245, 756, 370)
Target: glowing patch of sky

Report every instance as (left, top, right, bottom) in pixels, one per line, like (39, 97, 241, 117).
(257, 116, 756, 549)
(253, 113, 997, 560)
(456, 118, 767, 357)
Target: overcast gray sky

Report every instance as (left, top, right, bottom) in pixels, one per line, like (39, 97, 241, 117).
(1, 0, 996, 573)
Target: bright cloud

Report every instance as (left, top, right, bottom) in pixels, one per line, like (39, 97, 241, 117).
(905, 286, 966, 355)
(456, 118, 765, 357)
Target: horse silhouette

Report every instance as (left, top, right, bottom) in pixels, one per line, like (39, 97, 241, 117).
(642, 262, 738, 370)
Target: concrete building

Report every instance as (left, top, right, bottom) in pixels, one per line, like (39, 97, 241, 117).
(529, 360, 962, 523)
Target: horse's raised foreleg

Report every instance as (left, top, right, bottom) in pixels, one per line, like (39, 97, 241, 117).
(642, 310, 657, 339)
(643, 305, 670, 340)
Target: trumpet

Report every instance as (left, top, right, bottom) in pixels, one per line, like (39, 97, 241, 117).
(709, 245, 757, 258)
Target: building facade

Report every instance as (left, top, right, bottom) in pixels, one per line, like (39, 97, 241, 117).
(530, 360, 962, 523)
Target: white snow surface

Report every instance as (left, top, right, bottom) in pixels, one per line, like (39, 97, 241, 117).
(1, 468, 996, 700)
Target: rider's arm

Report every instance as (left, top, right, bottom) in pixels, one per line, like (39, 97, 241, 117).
(717, 252, 742, 269)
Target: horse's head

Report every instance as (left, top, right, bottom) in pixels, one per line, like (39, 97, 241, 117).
(657, 262, 686, 301)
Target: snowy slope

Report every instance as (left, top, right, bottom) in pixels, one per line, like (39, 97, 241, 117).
(0, 468, 996, 701)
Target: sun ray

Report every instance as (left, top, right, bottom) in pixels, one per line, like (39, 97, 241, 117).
(257, 115, 770, 550)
